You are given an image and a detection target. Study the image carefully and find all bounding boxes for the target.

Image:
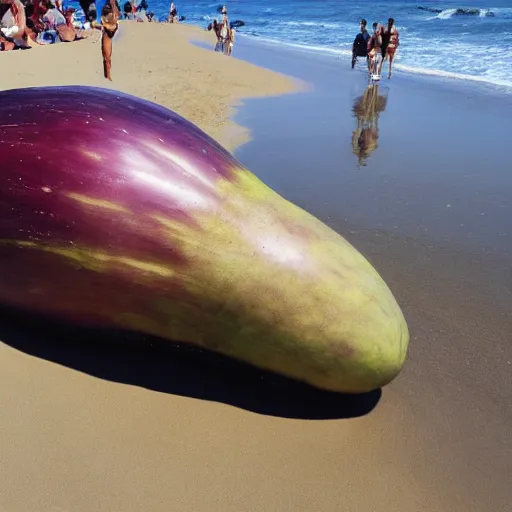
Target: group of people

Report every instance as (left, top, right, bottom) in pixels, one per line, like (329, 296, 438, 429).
(0, 0, 181, 82)
(79, 0, 157, 23)
(352, 17, 399, 80)
(207, 5, 236, 56)
(0, 0, 96, 49)
(0, 0, 121, 80)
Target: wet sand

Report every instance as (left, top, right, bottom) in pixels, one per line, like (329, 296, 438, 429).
(1, 25, 511, 512)
(235, 39, 512, 511)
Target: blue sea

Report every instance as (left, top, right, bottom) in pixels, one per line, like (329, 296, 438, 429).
(73, 0, 512, 88)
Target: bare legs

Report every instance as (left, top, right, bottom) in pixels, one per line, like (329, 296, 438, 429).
(387, 53, 394, 79)
(101, 31, 113, 80)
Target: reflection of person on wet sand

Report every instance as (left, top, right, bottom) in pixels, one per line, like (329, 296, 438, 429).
(351, 85, 388, 167)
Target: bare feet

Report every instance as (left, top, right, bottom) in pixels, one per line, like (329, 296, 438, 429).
(0, 40, 16, 51)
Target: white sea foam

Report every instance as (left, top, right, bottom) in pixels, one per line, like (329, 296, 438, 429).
(437, 9, 457, 19)
(240, 33, 512, 91)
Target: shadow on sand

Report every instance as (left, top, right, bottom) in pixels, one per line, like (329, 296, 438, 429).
(0, 306, 381, 420)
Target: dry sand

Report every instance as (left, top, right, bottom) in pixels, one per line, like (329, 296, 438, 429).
(0, 22, 368, 512)
(0, 21, 298, 151)
(3, 20, 505, 512)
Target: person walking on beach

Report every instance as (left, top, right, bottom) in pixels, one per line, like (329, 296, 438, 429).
(382, 18, 399, 79)
(367, 22, 383, 79)
(227, 25, 235, 56)
(218, 15, 230, 54)
(79, 0, 96, 22)
(168, 2, 177, 23)
(352, 18, 370, 68)
(100, 0, 119, 81)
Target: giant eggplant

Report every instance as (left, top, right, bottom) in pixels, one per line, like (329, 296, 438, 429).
(0, 86, 408, 393)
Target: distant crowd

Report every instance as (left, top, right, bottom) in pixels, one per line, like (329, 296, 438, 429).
(0, 0, 95, 48)
(352, 17, 400, 80)
(0, 0, 185, 51)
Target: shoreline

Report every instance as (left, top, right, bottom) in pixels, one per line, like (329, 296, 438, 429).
(1, 15, 511, 512)
(233, 37, 511, 511)
(234, 33, 512, 92)
(0, 21, 300, 152)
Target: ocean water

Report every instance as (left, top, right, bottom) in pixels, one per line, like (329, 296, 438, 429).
(73, 0, 512, 88)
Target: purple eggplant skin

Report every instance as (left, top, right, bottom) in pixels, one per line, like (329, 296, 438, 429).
(0, 86, 409, 393)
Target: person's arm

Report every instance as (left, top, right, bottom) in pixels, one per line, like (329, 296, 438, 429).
(111, 0, 120, 19)
(11, 0, 27, 36)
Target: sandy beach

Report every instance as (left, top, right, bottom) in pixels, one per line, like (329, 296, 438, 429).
(0, 22, 297, 151)
(1, 20, 511, 512)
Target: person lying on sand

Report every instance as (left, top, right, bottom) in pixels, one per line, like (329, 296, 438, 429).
(100, 0, 120, 81)
(382, 17, 399, 79)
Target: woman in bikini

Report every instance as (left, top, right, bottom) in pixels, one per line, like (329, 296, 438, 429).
(382, 18, 399, 79)
(168, 2, 177, 23)
(367, 22, 383, 80)
(227, 26, 235, 56)
(100, 0, 119, 81)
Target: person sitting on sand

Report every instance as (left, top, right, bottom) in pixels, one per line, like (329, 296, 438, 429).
(382, 17, 399, 79)
(100, 0, 119, 81)
(41, 1, 66, 29)
(122, 1, 133, 19)
(62, 7, 94, 40)
(168, 1, 177, 23)
(39, 1, 79, 42)
(0, 0, 29, 49)
(26, 0, 46, 32)
(352, 18, 370, 69)
(367, 22, 383, 79)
